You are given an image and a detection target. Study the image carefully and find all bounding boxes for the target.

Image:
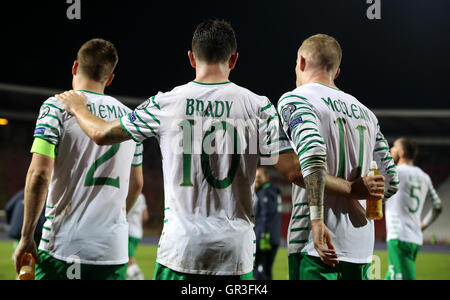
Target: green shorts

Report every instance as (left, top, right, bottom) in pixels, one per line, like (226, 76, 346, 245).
(153, 263, 253, 280)
(128, 237, 141, 258)
(385, 239, 421, 280)
(35, 250, 128, 280)
(289, 253, 370, 280)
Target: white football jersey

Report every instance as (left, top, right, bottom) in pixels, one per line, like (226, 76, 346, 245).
(278, 82, 399, 264)
(34, 90, 143, 265)
(120, 81, 292, 275)
(386, 164, 441, 246)
(128, 194, 147, 239)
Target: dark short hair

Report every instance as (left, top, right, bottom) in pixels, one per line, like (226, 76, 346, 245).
(77, 38, 118, 83)
(400, 137, 419, 161)
(192, 20, 237, 64)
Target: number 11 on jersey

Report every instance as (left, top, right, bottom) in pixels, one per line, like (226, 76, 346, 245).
(335, 117, 367, 178)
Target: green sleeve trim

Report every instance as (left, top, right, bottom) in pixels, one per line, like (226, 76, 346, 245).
(261, 103, 273, 112)
(260, 148, 294, 157)
(30, 138, 56, 159)
(280, 95, 308, 103)
(120, 117, 140, 143)
(132, 162, 143, 167)
(42, 103, 64, 113)
(375, 147, 390, 152)
(151, 96, 161, 110)
(134, 111, 158, 136)
(143, 108, 161, 125)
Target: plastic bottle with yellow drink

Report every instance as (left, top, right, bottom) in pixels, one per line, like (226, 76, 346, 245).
(366, 161, 384, 220)
(18, 253, 36, 280)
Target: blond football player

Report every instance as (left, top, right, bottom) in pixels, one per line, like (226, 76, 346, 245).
(278, 34, 399, 280)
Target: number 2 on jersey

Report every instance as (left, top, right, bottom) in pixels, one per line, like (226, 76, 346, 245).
(335, 117, 367, 178)
(85, 144, 121, 188)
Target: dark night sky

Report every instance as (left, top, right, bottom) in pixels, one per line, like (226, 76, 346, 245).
(1, 0, 449, 109)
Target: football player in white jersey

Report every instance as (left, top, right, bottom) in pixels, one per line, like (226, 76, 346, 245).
(385, 138, 442, 280)
(56, 22, 385, 280)
(127, 193, 148, 280)
(14, 39, 144, 280)
(278, 34, 399, 280)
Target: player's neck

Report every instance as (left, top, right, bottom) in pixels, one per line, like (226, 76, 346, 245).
(194, 64, 230, 84)
(299, 71, 338, 90)
(397, 158, 414, 166)
(73, 78, 106, 95)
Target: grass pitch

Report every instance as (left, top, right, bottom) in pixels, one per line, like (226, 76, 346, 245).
(1, 241, 449, 280)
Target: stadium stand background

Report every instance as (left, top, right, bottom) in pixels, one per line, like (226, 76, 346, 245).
(1, 0, 450, 244)
(1, 83, 449, 243)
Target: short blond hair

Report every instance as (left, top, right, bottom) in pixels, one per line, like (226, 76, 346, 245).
(299, 34, 342, 73)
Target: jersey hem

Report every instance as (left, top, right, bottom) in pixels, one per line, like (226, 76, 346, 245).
(156, 259, 253, 276)
(306, 253, 373, 264)
(39, 248, 129, 266)
(288, 249, 373, 264)
(386, 238, 423, 247)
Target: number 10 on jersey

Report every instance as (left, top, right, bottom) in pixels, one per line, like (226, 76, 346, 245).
(179, 119, 241, 189)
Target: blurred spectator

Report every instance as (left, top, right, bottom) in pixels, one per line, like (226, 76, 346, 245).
(253, 167, 282, 280)
(127, 193, 149, 280)
(5, 188, 45, 250)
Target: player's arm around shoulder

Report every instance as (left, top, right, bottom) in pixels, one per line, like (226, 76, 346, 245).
(55, 90, 130, 145)
(126, 165, 144, 214)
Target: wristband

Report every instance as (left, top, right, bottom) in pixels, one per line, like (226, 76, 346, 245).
(310, 206, 324, 221)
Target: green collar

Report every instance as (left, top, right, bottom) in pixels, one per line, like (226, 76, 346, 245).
(192, 81, 232, 86)
(76, 89, 106, 96)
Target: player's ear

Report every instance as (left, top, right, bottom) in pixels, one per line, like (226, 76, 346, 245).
(188, 51, 197, 68)
(72, 61, 79, 76)
(400, 149, 406, 159)
(300, 56, 307, 72)
(334, 68, 341, 80)
(105, 73, 115, 87)
(229, 53, 239, 70)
